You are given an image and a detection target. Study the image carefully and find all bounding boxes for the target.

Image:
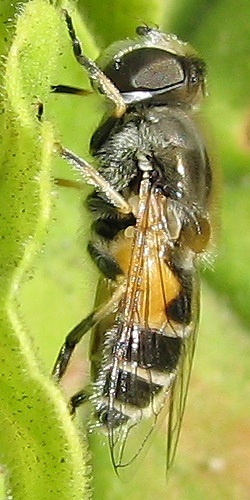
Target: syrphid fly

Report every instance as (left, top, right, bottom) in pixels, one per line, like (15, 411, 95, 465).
(52, 10, 213, 474)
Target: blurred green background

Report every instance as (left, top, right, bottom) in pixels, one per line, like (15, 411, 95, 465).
(1, 0, 250, 498)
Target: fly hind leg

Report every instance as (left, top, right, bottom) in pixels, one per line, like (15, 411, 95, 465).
(52, 275, 126, 381)
(70, 389, 90, 414)
(52, 311, 96, 381)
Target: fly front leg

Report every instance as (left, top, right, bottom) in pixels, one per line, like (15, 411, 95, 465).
(62, 9, 126, 118)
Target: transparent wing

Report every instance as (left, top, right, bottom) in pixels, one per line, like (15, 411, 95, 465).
(95, 176, 200, 475)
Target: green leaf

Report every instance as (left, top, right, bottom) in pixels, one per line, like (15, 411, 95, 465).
(0, 1, 90, 498)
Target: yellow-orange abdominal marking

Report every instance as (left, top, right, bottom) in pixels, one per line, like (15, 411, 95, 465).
(113, 197, 181, 330)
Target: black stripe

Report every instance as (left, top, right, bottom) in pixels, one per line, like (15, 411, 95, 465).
(87, 192, 136, 240)
(93, 216, 135, 240)
(127, 329, 182, 372)
(103, 369, 162, 409)
(167, 289, 192, 324)
(165, 261, 193, 324)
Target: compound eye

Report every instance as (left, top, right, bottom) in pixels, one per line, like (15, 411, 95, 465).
(104, 48, 184, 92)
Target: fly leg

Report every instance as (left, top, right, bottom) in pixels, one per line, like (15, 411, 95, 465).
(62, 9, 126, 118)
(70, 389, 90, 414)
(52, 279, 126, 381)
(52, 312, 95, 381)
(57, 145, 132, 215)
